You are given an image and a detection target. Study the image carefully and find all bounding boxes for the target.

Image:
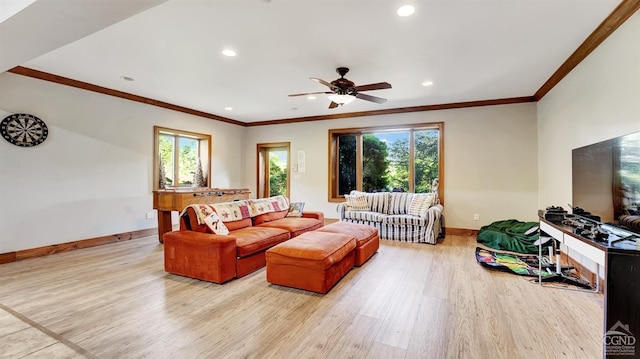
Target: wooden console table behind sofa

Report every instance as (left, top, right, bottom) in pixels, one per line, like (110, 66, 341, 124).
(152, 188, 250, 243)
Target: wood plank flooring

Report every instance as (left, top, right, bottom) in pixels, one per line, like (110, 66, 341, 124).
(0, 234, 604, 358)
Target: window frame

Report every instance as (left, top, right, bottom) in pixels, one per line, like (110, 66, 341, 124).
(153, 126, 211, 190)
(328, 122, 444, 203)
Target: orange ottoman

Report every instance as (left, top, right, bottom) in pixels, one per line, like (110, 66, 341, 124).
(317, 221, 379, 266)
(265, 231, 356, 294)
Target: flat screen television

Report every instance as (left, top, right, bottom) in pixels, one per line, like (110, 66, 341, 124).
(572, 131, 640, 235)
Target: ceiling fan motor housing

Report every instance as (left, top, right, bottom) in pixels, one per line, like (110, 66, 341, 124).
(331, 67, 356, 94)
(331, 78, 356, 95)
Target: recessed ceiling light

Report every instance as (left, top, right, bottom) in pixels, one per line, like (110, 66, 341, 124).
(422, 81, 434, 86)
(307, 96, 316, 100)
(224, 107, 233, 111)
(397, 5, 415, 17)
(222, 49, 236, 57)
(121, 76, 135, 81)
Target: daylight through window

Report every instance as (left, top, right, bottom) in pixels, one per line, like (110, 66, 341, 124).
(329, 123, 443, 201)
(154, 126, 211, 189)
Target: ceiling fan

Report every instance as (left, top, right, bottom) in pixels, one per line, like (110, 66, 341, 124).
(289, 67, 392, 109)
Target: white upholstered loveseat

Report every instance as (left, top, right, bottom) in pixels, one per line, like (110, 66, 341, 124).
(336, 191, 444, 244)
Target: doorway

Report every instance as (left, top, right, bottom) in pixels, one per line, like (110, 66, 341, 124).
(257, 143, 290, 198)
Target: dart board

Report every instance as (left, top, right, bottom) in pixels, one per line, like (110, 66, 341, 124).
(1, 113, 49, 147)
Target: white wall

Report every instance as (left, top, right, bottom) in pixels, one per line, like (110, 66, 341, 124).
(537, 12, 640, 273)
(245, 102, 539, 230)
(0, 73, 245, 253)
(538, 12, 640, 209)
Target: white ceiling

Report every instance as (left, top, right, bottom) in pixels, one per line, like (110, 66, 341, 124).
(1, 0, 623, 123)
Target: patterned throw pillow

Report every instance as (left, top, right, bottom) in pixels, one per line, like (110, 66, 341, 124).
(345, 194, 369, 211)
(287, 202, 305, 217)
(408, 194, 436, 217)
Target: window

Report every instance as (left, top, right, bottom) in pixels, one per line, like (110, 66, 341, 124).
(257, 143, 290, 198)
(154, 126, 211, 189)
(328, 123, 443, 201)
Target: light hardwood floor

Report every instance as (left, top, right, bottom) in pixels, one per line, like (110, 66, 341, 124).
(0, 234, 604, 359)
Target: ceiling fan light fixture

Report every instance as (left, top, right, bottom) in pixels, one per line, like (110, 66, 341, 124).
(328, 94, 356, 105)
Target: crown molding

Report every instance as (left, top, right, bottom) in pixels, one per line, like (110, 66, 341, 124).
(7, 66, 246, 127)
(534, 0, 640, 101)
(245, 97, 536, 127)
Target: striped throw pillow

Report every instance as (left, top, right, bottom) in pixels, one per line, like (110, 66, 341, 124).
(345, 194, 370, 211)
(408, 194, 436, 217)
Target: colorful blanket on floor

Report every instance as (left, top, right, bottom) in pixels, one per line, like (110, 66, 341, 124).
(475, 247, 592, 288)
(475, 247, 555, 278)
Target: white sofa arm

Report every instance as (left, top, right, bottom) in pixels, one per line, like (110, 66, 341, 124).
(336, 202, 349, 220)
(424, 203, 443, 217)
(425, 204, 444, 239)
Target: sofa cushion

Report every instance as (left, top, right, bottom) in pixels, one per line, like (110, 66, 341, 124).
(388, 192, 414, 215)
(252, 209, 288, 226)
(257, 217, 323, 238)
(233, 226, 290, 258)
(224, 218, 253, 232)
(363, 192, 390, 213)
(382, 214, 428, 226)
(343, 210, 387, 223)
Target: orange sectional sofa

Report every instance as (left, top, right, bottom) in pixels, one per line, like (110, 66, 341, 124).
(163, 196, 324, 284)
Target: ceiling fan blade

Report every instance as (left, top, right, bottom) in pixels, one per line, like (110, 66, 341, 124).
(328, 101, 339, 109)
(353, 82, 392, 92)
(288, 91, 332, 97)
(356, 93, 387, 104)
(311, 77, 339, 91)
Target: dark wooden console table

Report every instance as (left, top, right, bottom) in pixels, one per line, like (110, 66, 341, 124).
(153, 188, 250, 243)
(539, 216, 640, 358)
